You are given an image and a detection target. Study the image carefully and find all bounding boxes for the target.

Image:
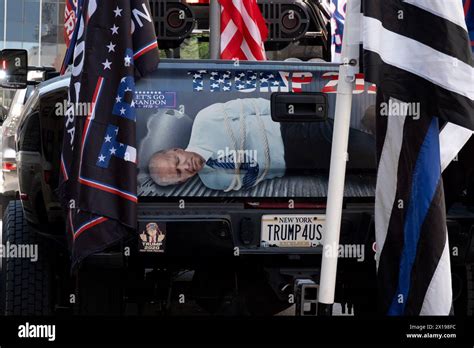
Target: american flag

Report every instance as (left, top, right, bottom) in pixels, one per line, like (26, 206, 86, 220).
(330, 0, 347, 62)
(354, 0, 474, 315)
(64, 0, 78, 48)
(465, 0, 474, 52)
(218, 0, 268, 60)
(60, 0, 159, 267)
(61, 0, 82, 74)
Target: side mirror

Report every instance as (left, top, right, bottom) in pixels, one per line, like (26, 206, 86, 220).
(0, 49, 28, 89)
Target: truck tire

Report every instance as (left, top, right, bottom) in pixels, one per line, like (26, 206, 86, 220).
(0, 200, 52, 315)
(467, 264, 474, 316)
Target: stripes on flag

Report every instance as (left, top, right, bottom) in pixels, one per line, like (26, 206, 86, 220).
(362, 2, 474, 131)
(364, 1, 472, 65)
(77, 176, 138, 203)
(359, 0, 474, 315)
(403, 0, 468, 30)
(290, 72, 313, 92)
(387, 116, 445, 315)
(134, 40, 159, 60)
(374, 98, 407, 270)
(219, 0, 268, 61)
(74, 216, 109, 240)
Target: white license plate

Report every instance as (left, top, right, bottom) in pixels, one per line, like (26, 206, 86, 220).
(260, 214, 325, 248)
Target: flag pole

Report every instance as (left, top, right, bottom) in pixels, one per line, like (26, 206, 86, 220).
(317, 0, 361, 315)
(209, 0, 221, 59)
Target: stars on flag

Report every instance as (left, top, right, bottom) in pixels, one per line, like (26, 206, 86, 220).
(110, 24, 119, 35)
(107, 42, 116, 52)
(190, 70, 204, 91)
(235, 71, 257, 91)
(113, 6, 122, 17)
(96, 125, 132, 168)
(112, 76, 136, 121)
(102, 60, 112, 70)
(188, 70, 292, 92)
(102, 59, 112, 70)
(209, 70, 231, 92)
(124, 55, 132, 67)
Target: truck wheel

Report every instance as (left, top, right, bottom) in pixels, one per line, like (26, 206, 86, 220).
(0, 200, 53, 315)
(467, 264, 474, 315)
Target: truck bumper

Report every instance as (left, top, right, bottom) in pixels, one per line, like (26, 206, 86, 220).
(136, 202, 375, 266)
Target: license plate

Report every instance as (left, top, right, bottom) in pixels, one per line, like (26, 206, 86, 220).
(260, 214, 325, 248)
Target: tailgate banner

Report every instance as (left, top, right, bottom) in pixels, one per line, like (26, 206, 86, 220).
(136, 61, 377, 198)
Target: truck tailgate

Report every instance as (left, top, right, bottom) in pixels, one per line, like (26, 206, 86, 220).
(136, 59, 376, 199)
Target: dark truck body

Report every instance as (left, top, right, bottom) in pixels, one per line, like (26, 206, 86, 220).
(6, 59, 474, 316)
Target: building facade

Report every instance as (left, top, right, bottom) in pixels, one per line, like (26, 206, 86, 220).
(0, 0, 66, 107)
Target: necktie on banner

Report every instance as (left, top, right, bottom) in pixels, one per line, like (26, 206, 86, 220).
(206, 155, 260, 189)
(218, 0, 268, 60)
(59, 0, 160, 268)
(354, 0, 474, 315)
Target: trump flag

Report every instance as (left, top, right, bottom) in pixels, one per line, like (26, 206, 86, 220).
(60, 0, 159, 267)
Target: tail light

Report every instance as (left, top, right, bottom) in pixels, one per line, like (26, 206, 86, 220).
(260, 0, 310, 43)
(2, 161, 17, 172)
(150, 0, 196, 49)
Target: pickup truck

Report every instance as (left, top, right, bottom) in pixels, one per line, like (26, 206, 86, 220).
(1, 57, 473, 316)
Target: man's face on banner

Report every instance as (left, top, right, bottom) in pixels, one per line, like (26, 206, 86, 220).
(147, 226, 158, 238)
(149, 148, 205, 186)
